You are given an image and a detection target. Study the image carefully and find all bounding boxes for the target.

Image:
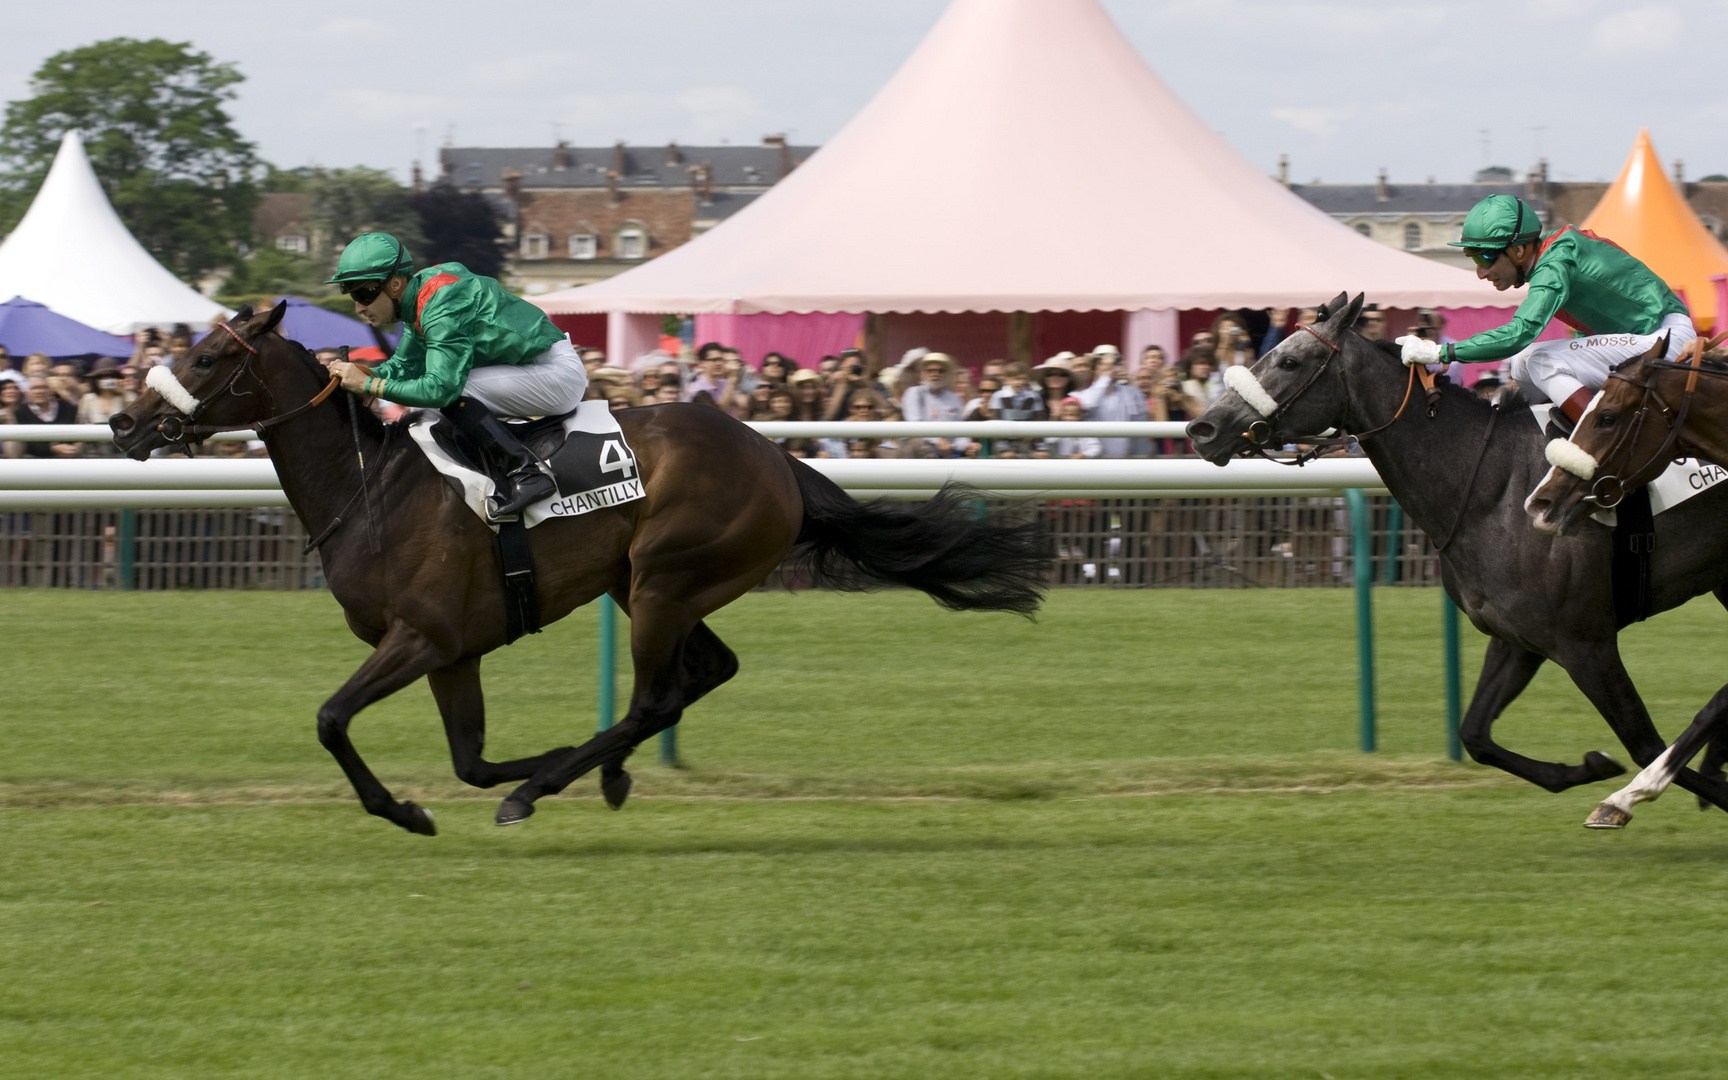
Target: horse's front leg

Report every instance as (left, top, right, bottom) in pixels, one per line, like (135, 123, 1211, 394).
(1560, 643, 1728, 822)
(1586, 681, 1728, 828)
(427, 656, 575, 789)
(1460, 637, 1628, 791)
(318, 621, 448, 835)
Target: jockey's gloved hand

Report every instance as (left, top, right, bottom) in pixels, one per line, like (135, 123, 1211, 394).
(1395, 335, 1442, 367)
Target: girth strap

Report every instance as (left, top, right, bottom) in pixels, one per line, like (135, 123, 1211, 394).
(495, 518, 542, 643)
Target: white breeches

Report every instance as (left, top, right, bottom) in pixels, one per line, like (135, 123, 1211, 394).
(461, 339, 588, 418)
(1507, 312, 1695, 405)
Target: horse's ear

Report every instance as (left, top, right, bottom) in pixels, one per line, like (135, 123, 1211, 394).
(1329, 293, 1366, 332)
(259, 299, 288, 337)
(1314, 291, 1349, 323)
(233, 304, 254, 321)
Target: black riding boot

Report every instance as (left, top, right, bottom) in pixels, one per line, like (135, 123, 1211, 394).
(442, 396, 556, 519)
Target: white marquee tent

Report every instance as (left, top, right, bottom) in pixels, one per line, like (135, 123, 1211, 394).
(0, 130, 229, 335)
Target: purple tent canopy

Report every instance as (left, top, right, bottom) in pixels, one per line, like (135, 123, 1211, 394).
(0, 295, 132, 361)
(272, 296, 400, 351)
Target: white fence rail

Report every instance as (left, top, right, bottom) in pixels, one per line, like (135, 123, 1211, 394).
(0, 421, 1387, 507)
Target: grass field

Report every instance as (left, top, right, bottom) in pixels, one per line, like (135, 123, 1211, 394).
(6, 586, 1728, 1078)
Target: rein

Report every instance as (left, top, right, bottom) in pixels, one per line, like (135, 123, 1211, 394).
(1242, 325, 1437, 466)
(1584, 334, 1721, 508)
(155, 326, 341, 444)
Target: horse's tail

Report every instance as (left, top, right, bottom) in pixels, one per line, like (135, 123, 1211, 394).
(785, 456, 1049, 616)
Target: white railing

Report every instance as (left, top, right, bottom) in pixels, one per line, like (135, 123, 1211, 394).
(0, 422, 1387, 507)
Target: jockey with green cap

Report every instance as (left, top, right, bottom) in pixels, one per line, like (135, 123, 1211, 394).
(1396, 193, 1694, 430)
(325, 232, 587, 519)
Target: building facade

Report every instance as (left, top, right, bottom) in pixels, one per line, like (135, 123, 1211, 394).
(436, 138, 816, 294)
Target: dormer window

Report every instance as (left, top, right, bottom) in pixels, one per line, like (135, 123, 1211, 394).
(275, 234, 309, 254)
(1355, 222, 1371, 237)
(569, 233, 597, 260)
(616, 225, 647, 259)
(521, 233, 549, 259)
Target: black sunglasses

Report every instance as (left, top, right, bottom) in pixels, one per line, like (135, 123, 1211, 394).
(340, 280, 388, 305)
(1467, 248, 1504, 270)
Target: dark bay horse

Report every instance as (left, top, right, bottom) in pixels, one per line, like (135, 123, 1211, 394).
(110, 303, 1047, 834)
(1185, 292, 1728, 828)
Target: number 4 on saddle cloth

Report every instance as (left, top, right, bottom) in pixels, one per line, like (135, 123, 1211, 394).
(408, 399, 645, 530)
(407, 400, 646, 643)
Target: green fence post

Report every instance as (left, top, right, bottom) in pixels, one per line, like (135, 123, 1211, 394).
(1382, 500, 1403, 587)
(660, 722, 679, 767)
(1443, 592, 1463, 762)
(118, 508, 136, 591)
(1345, 488, 1376, 752)
(597, 595, 616, 731)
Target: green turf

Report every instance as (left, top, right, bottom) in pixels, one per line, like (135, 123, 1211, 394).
(4, 588, 1728, 1078)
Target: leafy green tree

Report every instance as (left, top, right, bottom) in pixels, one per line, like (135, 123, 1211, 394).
(304, 166, 426, 268)
(0, 38, 259, 284)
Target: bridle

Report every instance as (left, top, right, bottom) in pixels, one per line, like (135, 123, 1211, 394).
(1579, 334, 1724, 509)
(154, 321, 340, 444)
(1240, 323, 1436, 466)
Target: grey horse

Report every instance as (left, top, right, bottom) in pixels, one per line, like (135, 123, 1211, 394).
(1185, 292, 1728, 825)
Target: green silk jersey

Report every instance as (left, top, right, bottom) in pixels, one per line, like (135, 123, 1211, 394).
(369, 262, 567, 408)
(1445, 227, 1690, 363)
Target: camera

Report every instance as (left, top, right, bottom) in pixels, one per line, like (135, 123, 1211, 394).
(847, 364, 864, 376)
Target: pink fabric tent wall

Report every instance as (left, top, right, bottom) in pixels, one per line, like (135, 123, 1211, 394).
(692, 312, 864, 366)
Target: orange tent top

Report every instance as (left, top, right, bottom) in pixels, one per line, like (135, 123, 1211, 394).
(1581, 129, 1728, 331)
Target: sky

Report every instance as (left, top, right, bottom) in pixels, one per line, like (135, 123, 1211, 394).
(5, 0, 1728, 187)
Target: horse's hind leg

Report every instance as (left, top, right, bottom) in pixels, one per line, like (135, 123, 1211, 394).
(1586, 681, 1728, 828)
(1698, 586, 1728, 809)
(1561, 643, 1728, 818)
(317, 621, 449, 835)
(1460, 637, 1627, 791)
(429, 657, 575, 789)
(498, 592, 703, 824)
(597, 616, 738, 811)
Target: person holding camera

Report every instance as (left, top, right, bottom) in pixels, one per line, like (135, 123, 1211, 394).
(1072, 345, 1149, 457)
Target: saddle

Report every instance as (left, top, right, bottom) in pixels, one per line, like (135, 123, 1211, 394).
(408, 400, 646, 643)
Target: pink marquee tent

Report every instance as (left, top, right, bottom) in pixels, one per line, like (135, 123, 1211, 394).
(531, 0, 1509, 366)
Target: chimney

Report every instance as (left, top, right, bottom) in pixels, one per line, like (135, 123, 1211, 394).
(666, 141, 682, 166)
(1675, 158, 1685, 185)
(553, 140, 571, 171)
(501, 170, 521, 202)
(612, 140, 627, 179)
(1376, 168, 1389, 202)
(763, 133, 792, 180)
(606, 169, 620, 204)
(692, 160, 714, 205)
(411, 160, 423, 192)
(1278, 154, 1289, 185)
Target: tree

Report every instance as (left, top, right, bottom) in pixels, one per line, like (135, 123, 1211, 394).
(410, 184, 505, 278)
(0, 38, 259, 284)
(303, 166, 426, 270)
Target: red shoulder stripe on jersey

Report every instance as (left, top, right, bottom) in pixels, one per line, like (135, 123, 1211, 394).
(1532, 227, 1625, 337)
(412, 273, 461, 334)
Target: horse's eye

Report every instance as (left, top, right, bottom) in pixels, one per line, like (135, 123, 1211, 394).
(195, 355, 214, 369)
(1279, 357, 1300, 371)
(1597, 412, 1615, 426)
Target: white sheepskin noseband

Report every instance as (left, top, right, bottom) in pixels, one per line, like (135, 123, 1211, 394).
(1223, 364, 1278, 418)
(145, 365, 201, 416)
(1544, 437, 1598, 481)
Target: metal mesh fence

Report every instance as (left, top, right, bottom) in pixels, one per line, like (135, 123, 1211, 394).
(0, 497, 1435, 591)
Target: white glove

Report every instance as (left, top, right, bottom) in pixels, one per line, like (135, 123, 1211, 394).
(1395, 335, 1442, 366)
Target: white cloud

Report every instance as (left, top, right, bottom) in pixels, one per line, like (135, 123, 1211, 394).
(464, 51, 588, 90)
(1587, 5, 1682, 57)
(1269, 105, 1359, 138)
(674, 85, 769, 137)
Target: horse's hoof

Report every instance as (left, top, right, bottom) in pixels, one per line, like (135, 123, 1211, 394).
(401, 801, 437, 836)
(495, 798, 535, 826)
(1584, 751, 1629, 780)
(602, 769, 633, 811)
(1584, 802, 1632, 829)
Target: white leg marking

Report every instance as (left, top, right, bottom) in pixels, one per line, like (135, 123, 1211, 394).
(1602, 745, 1679, 814)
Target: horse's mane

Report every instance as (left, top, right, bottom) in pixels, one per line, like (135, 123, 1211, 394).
(270, 333, 389, 440)
(1363, 336, 1526, 420)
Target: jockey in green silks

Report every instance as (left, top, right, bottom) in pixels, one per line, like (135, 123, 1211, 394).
(1396, 194, 1694, 432)
(325, 233, 587, 519)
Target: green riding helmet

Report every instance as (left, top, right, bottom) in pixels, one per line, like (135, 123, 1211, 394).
(1447, 194, 1543, 253)
(327, 232, 414, 284)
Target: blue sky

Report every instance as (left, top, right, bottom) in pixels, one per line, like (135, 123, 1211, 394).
(5, 1, 1725, 186)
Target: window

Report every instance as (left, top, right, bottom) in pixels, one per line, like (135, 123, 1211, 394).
(275, 234, 309, 254)
(521, 233, 549, 260)
(1403, 222, 1421, 250)
(616, 226, 647, 259)
(568, 233, 597, 260)
(1355, 222, 1371, 237)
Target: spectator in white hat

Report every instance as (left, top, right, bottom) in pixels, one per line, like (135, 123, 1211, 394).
(1073, 344, 1149, 457)
(898, 352, 969, 457)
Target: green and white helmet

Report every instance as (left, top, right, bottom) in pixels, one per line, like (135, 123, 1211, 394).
(327, 233, 414, 284)
(1448, 195, 1543, 252)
